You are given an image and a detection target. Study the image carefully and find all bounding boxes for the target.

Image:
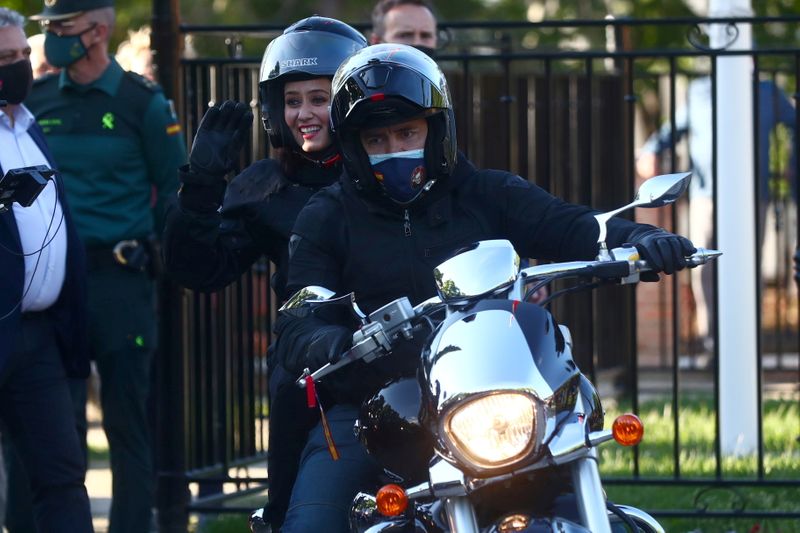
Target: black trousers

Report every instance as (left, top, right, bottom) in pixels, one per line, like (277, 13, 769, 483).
(1, 312, 93, 533)
(265, 362, 320, 530)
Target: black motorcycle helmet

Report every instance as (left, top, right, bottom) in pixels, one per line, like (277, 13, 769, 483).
(259, 16, 367, 150)
(329, 44, 457, 201)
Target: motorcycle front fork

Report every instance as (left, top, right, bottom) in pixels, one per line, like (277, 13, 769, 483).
(570, 449, 612, 533)
(444, 496, 479, 532)
(441, 451, 611, 533)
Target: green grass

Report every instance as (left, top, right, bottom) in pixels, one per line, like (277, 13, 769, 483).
(599, 397, 800, 532)
(193, 514, 249, 533)
(88, 441, 110, 463)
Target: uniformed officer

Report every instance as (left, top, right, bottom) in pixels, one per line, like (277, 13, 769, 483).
(11, 1, 187, 531)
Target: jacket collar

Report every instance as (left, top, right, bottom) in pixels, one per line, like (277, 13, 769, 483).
(59, 57, 124, 96)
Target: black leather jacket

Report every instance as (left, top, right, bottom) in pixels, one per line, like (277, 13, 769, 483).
(163, 158, 340, 300)
(275, 152, 653, 401)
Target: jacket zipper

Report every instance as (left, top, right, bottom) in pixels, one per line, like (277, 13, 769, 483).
(403, 208, 420, 299)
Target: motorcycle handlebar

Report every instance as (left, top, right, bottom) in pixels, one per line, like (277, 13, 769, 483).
(520, 247, 721, 283)
(298, 248, 721, 387)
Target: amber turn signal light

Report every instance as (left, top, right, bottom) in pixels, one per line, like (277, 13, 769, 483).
(376, 484, 408, 517)
(612, 413, 644, 446)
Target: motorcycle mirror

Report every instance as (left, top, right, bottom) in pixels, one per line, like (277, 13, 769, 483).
(632, 171, 692, 208)
(280, 286, 336, 312)
(279, 286, 369, 324)
(433, 240, 520, 303)
(594, 171, 692, 252)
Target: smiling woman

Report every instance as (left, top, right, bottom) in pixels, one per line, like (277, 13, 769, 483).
(161, 15, 368, 533)
(283, 77, 332, 154)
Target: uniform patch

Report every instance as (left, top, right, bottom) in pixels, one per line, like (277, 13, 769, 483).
(102, 112, 115, 130)
(38, 117, 63, 133)
(166, 123, 181, 135)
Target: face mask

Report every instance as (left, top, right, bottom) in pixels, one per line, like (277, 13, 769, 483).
(44, 25, 95, 68)
(369, 148, 427, 204)
(412, 45, 436, 59)
(0, 59, 33, 105)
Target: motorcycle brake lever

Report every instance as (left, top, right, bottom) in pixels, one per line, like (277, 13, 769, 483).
(296, 324, 393, 387)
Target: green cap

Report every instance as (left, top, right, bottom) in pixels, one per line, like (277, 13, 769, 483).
(30, 0, 114, 21)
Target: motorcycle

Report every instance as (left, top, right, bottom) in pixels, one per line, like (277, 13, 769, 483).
(250, 171, 720, 533)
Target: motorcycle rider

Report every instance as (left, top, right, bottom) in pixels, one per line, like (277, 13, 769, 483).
(161, 16, 366, 530)
(273, 44, 697, 533)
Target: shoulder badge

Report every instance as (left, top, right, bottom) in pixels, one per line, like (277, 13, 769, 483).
(125, 71, 162, 93)
(165, 99, 182, 136)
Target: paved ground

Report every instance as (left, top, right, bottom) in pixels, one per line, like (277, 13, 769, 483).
(86, 404, 111, 533)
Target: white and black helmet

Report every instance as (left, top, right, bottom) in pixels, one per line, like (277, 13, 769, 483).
(329, 44, 457, 199)
(259, 16, 367, 149)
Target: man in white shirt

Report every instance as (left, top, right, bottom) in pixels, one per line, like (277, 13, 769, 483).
(0, 7, 93, 532)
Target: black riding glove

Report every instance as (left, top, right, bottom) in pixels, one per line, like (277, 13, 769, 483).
(178, 101, 253, 213)
(189, 100, 253, 177)
(305, 325, 353, 373)
(628, 226, 696, 280)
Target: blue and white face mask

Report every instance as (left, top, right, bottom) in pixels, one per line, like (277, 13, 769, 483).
(368, 148, 427, 204)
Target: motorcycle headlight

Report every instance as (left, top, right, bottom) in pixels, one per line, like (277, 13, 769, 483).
(443, 392, 540, 471)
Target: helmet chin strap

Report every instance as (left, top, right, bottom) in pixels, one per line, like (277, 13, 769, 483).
(388, 178, 437, 206)
(298, 145, 341, 168)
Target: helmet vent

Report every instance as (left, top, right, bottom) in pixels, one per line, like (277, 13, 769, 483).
(360, 66, 392, 89)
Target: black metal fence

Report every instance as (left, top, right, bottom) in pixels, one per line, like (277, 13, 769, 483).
(155, 15, 800, 530)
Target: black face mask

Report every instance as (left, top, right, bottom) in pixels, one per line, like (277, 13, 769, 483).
(0, 59, 33, 105)
(412, 45, 436, 59)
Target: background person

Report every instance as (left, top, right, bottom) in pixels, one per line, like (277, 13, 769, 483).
(26, 32, 58, 78)
(12, 0, 188, 531)
(370, 0, 438, 55)
(115, 26, 154, 81)
(162, 16, 367, 531)
(274, 44, 697, 533)
(636, 75, 796, 354)
(0, 7, 93, 532)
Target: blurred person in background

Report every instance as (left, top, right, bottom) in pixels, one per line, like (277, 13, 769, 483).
(370, 0, 438, 56)
(636, 76, 796, 356)
(115, 26, 154, 81)
(26, 33, 58, 78)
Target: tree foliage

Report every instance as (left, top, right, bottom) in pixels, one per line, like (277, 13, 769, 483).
(9, 0, 800, 54)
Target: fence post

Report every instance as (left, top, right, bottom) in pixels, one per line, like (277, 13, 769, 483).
(710, 0, 759, 456)
(155, 282, 190, 532)
(151, 0, 181, 100)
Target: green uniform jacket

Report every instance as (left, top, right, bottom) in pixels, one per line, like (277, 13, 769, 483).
(27, 58, 186, 246)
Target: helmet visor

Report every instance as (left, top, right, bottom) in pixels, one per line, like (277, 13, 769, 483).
(332, 62, 449, 131)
